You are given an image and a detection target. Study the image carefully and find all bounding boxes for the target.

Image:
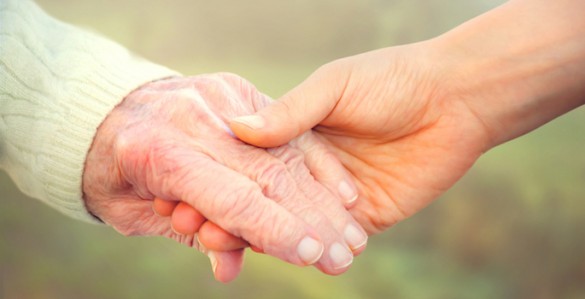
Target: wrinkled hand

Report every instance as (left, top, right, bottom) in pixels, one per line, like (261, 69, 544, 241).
(164, 0, 585, 251)
(83, 73, 367, 282)
(225, 44, 491, 234)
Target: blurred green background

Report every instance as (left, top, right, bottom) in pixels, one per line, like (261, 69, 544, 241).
(2, 1, 585, 298)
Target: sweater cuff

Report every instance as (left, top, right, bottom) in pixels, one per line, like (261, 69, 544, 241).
(1, 0, 179, 224)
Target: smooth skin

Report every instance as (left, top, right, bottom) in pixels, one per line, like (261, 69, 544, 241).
(165, 0, 585, 278)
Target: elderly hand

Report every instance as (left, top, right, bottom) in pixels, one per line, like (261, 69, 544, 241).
(168, 45, 487, 238)
(220, 44, 491, 235)
(223, 0, 585, 236)
(83, 73, 367, 282)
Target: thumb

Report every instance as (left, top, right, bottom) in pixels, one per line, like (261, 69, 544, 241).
(230, 63, 348, 148)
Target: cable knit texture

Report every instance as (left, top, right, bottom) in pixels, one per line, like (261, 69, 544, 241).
(0, 0, 178, 223)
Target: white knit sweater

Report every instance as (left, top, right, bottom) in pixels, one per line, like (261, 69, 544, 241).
(0, 0, 177, 222)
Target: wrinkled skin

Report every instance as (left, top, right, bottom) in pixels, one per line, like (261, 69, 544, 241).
(83, 73, 366, 283)
(168, 0, 585, 272)
(227, 44, 492, 235)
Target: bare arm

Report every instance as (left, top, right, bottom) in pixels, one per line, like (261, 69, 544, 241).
(220, 0, 585, 233)
(435, 0, 585, 147)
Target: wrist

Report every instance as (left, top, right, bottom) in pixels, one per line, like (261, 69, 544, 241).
(83, 80, 160, 217)
(430, 0, 585, 149)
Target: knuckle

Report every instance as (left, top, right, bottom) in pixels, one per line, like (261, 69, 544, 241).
(269, 146, 305, 167)
(293, 204, 325, 226)
(145, 140, 181, 180)
(268, 146, 310, 180)
(258, 159, 288, 183)
(248, 207, 300, 255)
(257, 161, 293, 199)
(213, 185, 302, 254)
(215, 186, 259, 232)
(260, 217, 300, 255)
(117, 132, 197, 199)
(218, 188, 270, 237)
(113, 130, 144, 174)
(215, 72, 245, 84)
(215, 72, 259, 98)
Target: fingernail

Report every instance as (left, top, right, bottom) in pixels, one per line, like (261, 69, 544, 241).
(208, 251, 218, 274)
(170, 223, 180, 235)
(338, 181, 358, 204)
(196, 234, 208, 253)
(344, 224, 368, 251)
(329, 242, 353, 269)
(297, 237, 324, 265)
(233, 115, 265, 130)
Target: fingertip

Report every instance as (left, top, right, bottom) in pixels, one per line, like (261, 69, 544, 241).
(152, 197, 178, 217)
(344, 224, 368, 253)
(229, 120, 265, 146)
(171, 202, 206, 235)
(297, 236, 325, 265)
(338, 180, 359, 207)
(210, 250, 245, 283)
(199, 222, 248, 251)
(230, 102, 303, 148)
(312, 243, 354, 276)
(249, 245, 264, 254)
(351, 242, 367, 256)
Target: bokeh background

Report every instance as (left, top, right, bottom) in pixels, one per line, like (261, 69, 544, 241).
(2, 1, 585, 298)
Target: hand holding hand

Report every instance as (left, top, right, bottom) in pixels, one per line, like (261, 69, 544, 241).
(83, 73, 367, 282)
(228, 44, 491, 234)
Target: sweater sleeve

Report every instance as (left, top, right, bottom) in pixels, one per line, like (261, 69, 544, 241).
(0, 0, 179, 223)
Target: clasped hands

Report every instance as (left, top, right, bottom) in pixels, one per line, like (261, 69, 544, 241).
(83, 73, 367, 282)
(83, 45, 491, 283)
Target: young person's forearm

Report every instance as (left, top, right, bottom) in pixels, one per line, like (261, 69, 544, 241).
(434, 0, 585, 147)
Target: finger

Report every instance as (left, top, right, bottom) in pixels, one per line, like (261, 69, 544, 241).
(250, 245, 264, 253)
(230, 63, 346, 148)
(152, 197, 178, 217)
(187, 76, 366, 262)
(226, 144, 357, 274)
(196, 237, 245, 283)
(104, 198, 245, 282)
(268, 146, 368, 265)
(165, 154, 326, 267)
(290, 132, 359, 207)
(198, 221, 249, 251)
(171, 202, 206, 235)
(168, 201, 249, 250)
(168, 203, 248, 251)
(209, 250, 245, 283)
